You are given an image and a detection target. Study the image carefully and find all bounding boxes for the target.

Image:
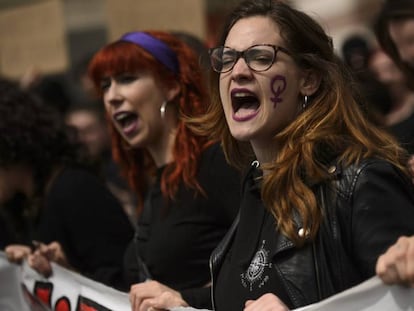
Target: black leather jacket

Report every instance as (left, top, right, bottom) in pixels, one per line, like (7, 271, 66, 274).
(210, 158, 414, 309)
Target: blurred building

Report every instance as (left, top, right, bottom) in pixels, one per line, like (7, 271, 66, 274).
(0, 0, 383, 79)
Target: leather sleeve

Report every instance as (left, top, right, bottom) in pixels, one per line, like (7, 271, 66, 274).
(348, 160, 414, 278)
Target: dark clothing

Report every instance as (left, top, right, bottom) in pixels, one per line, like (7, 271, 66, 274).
(0, 194, 29, 248)
(211, 158, 414, 310)
(35, 167, 134, 290)
(0, 211, 15, 249)
(123, 143, 241, 308)
(389, 111, 414, 154)
(215, 177, 292, 310)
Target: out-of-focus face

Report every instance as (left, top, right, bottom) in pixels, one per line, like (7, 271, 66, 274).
(65, 110, 110, 158)
(218, 16, 307, 149)
(0, 165, 32, 204)
(100, 71, 171, 150)
(389, 18, 414, 73)
(369, 49, 405, 87)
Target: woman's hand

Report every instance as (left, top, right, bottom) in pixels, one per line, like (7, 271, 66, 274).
(244, 293, 289, 311)
(37, 241, 70, 268)
(29, 241, 72, 277)
(6, 241, 71, 278)
(129, 280, 188, 311)
(5, 244, 32, 263)
(27, 250, 53, 277)
(376, 236, 414, 287)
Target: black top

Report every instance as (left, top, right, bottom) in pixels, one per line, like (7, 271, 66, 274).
(215, 167, 292, 310)
(123, 143, 241, 308)
(389, 111, 414, 154)
(35, 167, 134, 290)
(211, 159, 414, 309)
(0, 211, 16, 249)
(0, 193, 27, 248)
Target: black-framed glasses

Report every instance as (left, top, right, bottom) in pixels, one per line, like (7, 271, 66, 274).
(209, 44, 291, 73)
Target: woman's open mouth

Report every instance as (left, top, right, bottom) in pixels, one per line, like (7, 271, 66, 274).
(231, 89, 260, 121)
(113, 111, 139, 136)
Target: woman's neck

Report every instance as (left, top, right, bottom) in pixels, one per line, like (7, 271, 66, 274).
(251, 140, 278, 174)
(148, 127, 178, 168)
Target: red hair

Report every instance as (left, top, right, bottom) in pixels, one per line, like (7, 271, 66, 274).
(88, 31, 213, 213)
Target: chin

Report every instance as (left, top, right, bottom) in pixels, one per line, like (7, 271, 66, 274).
(229, 129, 255, 142)
(128, 140, 144, 149)
(120, 131, 144, 148)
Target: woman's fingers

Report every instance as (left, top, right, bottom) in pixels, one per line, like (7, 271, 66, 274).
(376, 236, 414, 287)
(5, 245, 32, 263)
(27, 253, 53, 277)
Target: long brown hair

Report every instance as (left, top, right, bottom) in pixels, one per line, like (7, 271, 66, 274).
(192, 0, 409, 245)
(88, 31, 213, 213)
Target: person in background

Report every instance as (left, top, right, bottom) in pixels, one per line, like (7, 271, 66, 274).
(65, 103, 137, 223)
(374, 0, 414, 288)
(0, 200, 22, 249)
(341, 34, 372, 76)
(87, 30, 241, 310)
(172, 31, 210, 74)
(65, 104, 110, 161)
(374, 0, 414, 90)
(154, 0, 414, 309)
(340, 34, 396, 128)
(20, 69, 71, 118)
(368, 48, 414, 154)
(1, 77, 134, 290)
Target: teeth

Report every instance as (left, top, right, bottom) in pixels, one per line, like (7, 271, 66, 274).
(114, 112, 129, 121)
(233, 92, 252, 97)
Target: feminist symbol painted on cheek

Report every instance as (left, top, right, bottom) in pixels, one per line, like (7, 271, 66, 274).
(270, 75, 287, 108)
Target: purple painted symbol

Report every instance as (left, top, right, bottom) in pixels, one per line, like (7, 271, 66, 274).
(270, 75, 287, 108)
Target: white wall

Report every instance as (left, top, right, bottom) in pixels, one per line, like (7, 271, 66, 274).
(292, 0, 383, 56)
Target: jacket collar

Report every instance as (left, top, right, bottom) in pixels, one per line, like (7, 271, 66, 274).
(232, 165, 265, 267)
(232, 166, 304, 267)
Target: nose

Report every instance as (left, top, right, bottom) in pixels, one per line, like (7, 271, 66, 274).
(104, 81, 123, 107)
(230, 56, 253, 82)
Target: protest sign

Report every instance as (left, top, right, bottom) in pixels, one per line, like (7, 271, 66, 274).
(1, 251, 413, 311)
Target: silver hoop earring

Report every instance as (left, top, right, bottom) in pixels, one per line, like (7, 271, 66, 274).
(160, 101, 167, 119)
(303, 95, 308, 110)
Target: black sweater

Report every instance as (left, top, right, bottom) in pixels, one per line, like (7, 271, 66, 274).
(123, 143, 242, 308)
(35, 167, 134, 290)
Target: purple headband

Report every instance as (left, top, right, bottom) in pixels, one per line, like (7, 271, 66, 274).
(120, 31, 180, 75)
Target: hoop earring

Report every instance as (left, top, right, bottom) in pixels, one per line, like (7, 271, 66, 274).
(303, 95, 308, 110)
(160, 101, 167, 119)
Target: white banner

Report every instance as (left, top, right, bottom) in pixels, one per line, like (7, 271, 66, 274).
(0, 251, 130, 311)
(295, 277, 414, 311)
(1, 251, 413, 311)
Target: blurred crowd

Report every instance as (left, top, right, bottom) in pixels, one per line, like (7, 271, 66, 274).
(1, 0, 414, 310)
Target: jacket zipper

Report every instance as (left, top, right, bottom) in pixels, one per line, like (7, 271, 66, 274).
(209, 257, 215, 310)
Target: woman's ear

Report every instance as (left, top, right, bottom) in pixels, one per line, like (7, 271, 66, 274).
(165, 81, 181, 102)
(300, 69, 321, 96)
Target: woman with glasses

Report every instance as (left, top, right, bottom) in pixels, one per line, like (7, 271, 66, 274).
(86, 31, 241, 310)
(154, 0, 414, 310)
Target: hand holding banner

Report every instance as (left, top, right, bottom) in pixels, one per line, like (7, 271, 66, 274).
(1, 251, 414, 311)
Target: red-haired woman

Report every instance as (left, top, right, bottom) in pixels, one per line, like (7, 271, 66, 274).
(87, 31, 241, 310)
